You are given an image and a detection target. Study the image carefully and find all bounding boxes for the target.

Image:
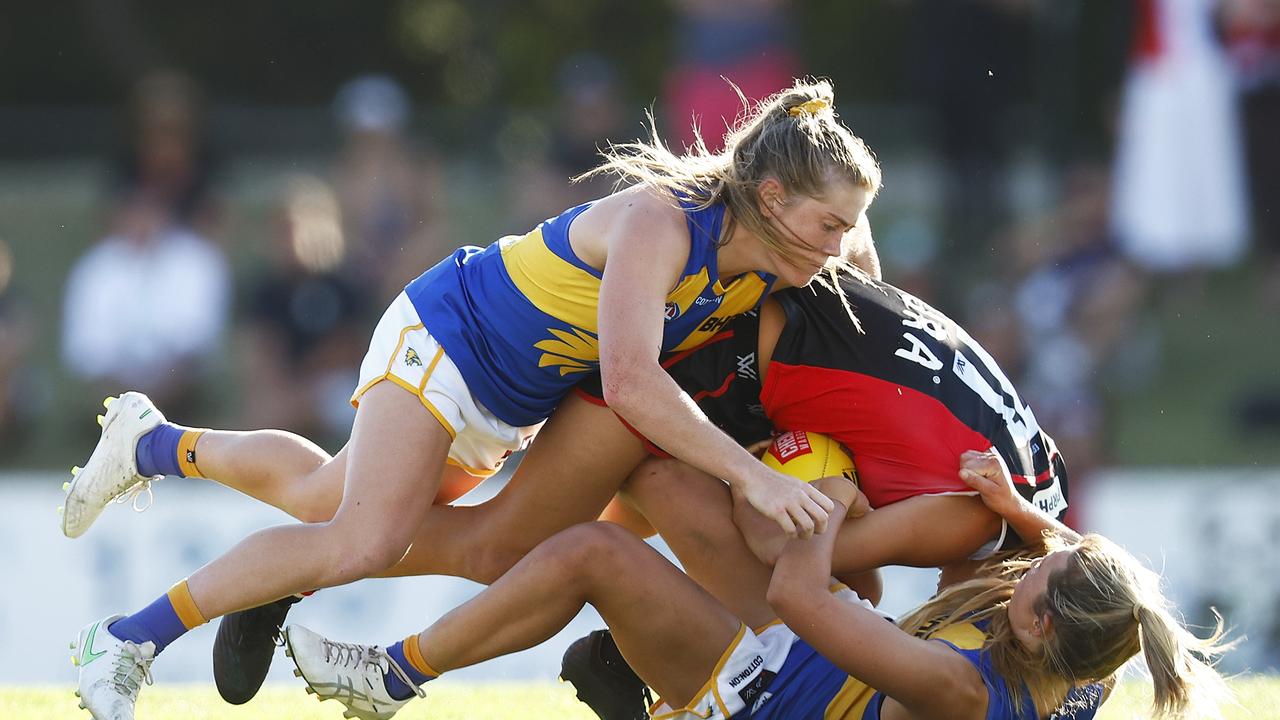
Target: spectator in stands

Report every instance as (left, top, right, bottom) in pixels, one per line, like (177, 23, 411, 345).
(504, 53, 630, 229)
(662, 0, 800, 153)
(62, 69, 230, 419)
(240, 175, 368, 446)
(109, 69, 222, 238)
(1222, 0, 1280, 304)
(1007, 163, 1147, 497)
(1111, 0, 1249, 278)
(60, 187, 231, 418)
(332, 74, 453, 305)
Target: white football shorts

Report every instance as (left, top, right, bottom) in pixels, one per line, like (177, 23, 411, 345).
(352, 292, 544, 477)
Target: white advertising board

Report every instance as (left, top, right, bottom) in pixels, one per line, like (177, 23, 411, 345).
(2, 467, 1274, 685)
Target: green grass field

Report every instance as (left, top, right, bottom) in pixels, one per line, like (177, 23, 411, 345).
(3, 678, 1279, 719)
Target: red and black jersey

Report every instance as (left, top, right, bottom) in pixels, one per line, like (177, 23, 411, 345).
(575, 275, 1068, 550)
(765, 277, 1067, 523)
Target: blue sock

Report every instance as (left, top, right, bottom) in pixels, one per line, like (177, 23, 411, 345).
(384, 640, 435, 700)
(135, 423, 186, 478)
(108, 594, 190, 655)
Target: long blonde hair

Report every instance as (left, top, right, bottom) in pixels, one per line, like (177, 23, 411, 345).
(578, 78, 881, 316)
(897, 534, 1232, 718)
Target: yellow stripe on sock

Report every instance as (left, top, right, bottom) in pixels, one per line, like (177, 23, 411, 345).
(167, 580, 209, 630)
(403, 633, 441, 678)
(176, 430, 206, 478)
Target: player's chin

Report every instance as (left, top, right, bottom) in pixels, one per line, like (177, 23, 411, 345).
(793, 264, 826, 287)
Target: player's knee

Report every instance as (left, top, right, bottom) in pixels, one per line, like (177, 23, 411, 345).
(625, 457, 695, 504)
(466, 542, 529, 585)
(544, 523, 641, 587)
(317, 526, 412, 584)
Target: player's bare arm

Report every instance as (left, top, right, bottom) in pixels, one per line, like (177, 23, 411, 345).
(958, 449, 1082, 546)
(596, 191, 833, 538)
(768, 492, 989, 720)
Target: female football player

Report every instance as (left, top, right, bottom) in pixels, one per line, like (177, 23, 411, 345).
(283, 452, 1229, 720)
(64, 78, 880, 719)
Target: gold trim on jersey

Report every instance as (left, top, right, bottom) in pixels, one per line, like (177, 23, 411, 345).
(926, 622, 986, 650)
(500, 229, 602, 331)
(825, 621, 988, 719)
(825, 678, 875, 719)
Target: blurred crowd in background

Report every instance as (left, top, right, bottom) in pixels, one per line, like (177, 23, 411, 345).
(0, 0, 1278, 486)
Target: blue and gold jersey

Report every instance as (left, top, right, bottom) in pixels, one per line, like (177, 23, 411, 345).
(749, 620, 1102, 719)
(405, 198, 775, 427)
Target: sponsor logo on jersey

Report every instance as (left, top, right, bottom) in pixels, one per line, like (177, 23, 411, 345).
(664, 302, 681, 321)
(1032, 479, 1067, 518)
(404, 347, 423, 367)
(697, 315, 733, 333)
(769, 430, 813, 463)
(694, 295, 723, 306)
(734, 666, 774, 707)
(727, 654, 764, 687)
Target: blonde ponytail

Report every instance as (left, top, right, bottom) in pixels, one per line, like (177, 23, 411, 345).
(1134, 603, 1233, 719)
(895, 535, 1234, 718)
(578, 77, 881, 321)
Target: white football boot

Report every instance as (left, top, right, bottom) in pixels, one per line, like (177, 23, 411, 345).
(71, 615, 156, 720)
(284, 624, 425, 720)
(62, 392, 165, 538)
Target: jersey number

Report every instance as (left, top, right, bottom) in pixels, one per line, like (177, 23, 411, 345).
(893, 293, 1041, 447)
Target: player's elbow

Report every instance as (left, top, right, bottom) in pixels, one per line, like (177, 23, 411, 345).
(766, 573, 811, 621)
(599, 352, 649, 413)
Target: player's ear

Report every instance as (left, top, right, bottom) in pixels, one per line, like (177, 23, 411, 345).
(1034, 611, 1053, 639)
(757, 178, 786, 216)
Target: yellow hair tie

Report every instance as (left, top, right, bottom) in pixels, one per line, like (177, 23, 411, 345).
(788, 98, 830, 117)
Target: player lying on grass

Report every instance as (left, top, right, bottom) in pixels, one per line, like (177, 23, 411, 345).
(64, 79, 882, 719)
(282, 451, 1229, 720)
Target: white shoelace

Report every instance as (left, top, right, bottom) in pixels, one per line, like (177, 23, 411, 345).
(321, 639, 426, 699)
(112, 477, 157, 513)
(111, 643, 154, 700)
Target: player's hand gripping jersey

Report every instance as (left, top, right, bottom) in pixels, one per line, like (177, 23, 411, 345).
(405, 198, 773, 427)
(588, 272, 1069, 549)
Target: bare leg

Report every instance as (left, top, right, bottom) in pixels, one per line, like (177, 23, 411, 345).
(624, 457, 778, 628)
(598, 493, 657, 538)
(386, 393, 648, 583)
(186, 423, 480, 524)
(180, 392, 646, 586)
(416, 523, 741, 707)
(193, 431, 345, 522)
(184, 382, 449, 618)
